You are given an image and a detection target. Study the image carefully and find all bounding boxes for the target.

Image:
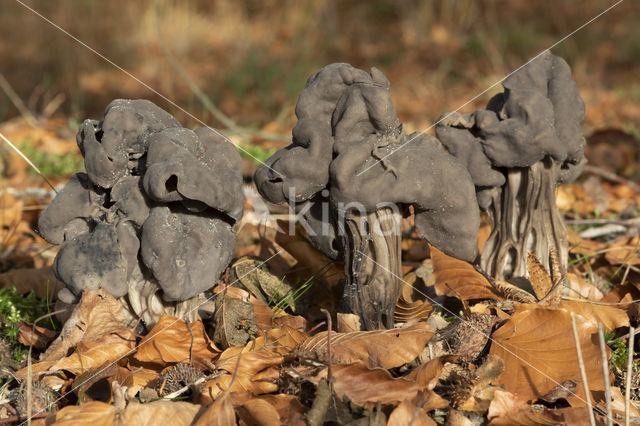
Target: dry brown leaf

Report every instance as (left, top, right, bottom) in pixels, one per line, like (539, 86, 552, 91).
(336, 313, 361, 333)
(568, 228, 605, 257)
(605, 235, 640, 265)
(387, 393, 436, 426)
(193, 394, 236, 426)
(445, 409, 475, 426)
(430, 245, 501, 301)
(42, 289, 127, 361)
(527, 252, 554, 301)
(247, 326, 308, 355)
(254, 395, 308, 425)
(17, 321, 56, 349)
(456, 356, 506, 412)
(213, 294, 259, 349)
(203, 351, 284, 399)
(313, 363, 424, 409)
(406, 356, 455, 390)
(565, 273, 603, 301)
(487, 390, 561, 425)
(118, 400, 202, 425)
(489, 304, 604, 403)
(135, 316, 218, 367)
(0, 266, 65, 300)
(491, 280, 536, 303)
(275, 224, 344, 289)
(237, 398, 281, 426)
(298, 322, 433, 369)
(558, 299, 629, 331)
(50, 329, 136, 374)
(394, 287, 433, 322)
(43, 401, 115, 425)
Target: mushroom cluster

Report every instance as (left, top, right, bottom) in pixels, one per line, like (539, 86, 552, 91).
(436, 51, 585, 282)
(255, 64, 480, 330)
(38, 99, 244, 326)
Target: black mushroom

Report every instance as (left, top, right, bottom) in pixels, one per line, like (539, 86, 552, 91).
(38, 99, 244, 327)
(436, 51, 585, 283)
(255, 64, 480, 330)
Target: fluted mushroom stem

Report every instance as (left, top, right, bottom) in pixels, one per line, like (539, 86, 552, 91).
(118, 268, 213, 328)
(341, 206, 403, 330)
(480, 157, 568, 282)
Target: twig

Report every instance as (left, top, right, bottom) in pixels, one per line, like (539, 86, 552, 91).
(0, 411, 50, 424)
(320, 309, 333, 384)
(0, 72, 37, 127)
(582, 164, 640, 194)
(625, 325, 635, 426)
(598, 323, 613, 426)
(571, 312, 596, 426)
(0, 131, 57, 193)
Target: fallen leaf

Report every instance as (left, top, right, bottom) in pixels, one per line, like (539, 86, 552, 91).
(564, 273, 603, 301)
(50, 329, 136, 374)
(489, 304, 604, 403)
(237, 398, 281, 426)
(387, 392, 436, 426)
(298, 322, 433, 369)
(336, 313, 361, 333)
(254, 394, 308, 425)
(0, 192, 23, 227)
(203, 351, 284, 399)
(431, 245, 501, 301)
(605, 236, 640, 265)
(487, 390, 561, 425)
(313, 363, 425, 409)
(406, 356, 455, 390)
(193, 393, 236, 426)
(135, 316, 218, 367)
(213, 294, 259, 349)
(394, 286, 433, 322)
(118, 400, 202, 425)
(17, 321, 56, 349)
(41, 289, 127, 361)
(43, 401, 115, 425)
(558, 299, 629, 331)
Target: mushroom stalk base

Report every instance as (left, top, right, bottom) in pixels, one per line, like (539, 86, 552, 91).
(341, 207, 402, 330)
(118, 269, 212, 328)
(480, 158, 568, 282)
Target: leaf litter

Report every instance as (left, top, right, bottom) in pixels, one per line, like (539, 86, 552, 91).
(1, 108, 640, 426)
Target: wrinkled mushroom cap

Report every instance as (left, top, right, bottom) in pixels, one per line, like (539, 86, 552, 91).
(39, 99, 243, 304)
(436, 51, 585, 208)
(255, 63, 480, 262)
(77, 99, 181, 188)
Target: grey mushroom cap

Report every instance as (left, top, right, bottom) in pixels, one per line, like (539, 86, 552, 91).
(436, 51, 586, 207)
(53, 223, 139, 299)
(143, 126, 244, 223)
(40, 99, 244, 305)
(37, 173, 104, 244)
(140, 206, 236, 302)
(76, 99, 181, 188)
(255, 63, 370, 205)
(255, 63, 480, 262)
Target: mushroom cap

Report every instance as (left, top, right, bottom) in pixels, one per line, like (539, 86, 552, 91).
(255, 63, 370, 204)
(41, 99, 243, 305)
(37, 173, 104, 244)
(143, 126, 244, 223)
(140, 205, 236, 302)
(256, 63, 480, 262)
(53, 223, 139, 298)
(77, 99, 181, 188)
(477, 51, 585, 169)
(436, 51, 585, 208)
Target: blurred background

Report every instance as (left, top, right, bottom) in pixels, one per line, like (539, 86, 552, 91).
(0, 0, 638, 136)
